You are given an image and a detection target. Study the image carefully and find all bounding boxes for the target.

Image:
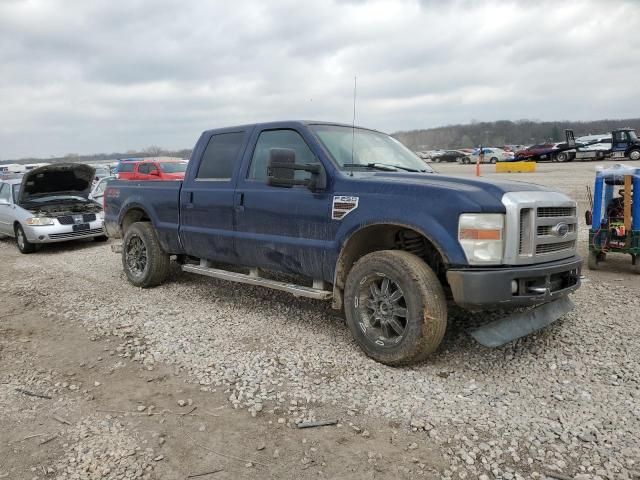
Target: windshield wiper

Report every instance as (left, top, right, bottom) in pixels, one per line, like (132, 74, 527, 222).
(343, 163, 398, 171)
(343, 162, 427, 173)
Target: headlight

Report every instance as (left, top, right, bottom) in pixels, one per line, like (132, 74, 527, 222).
(458, 213, 504, 265)
(26, 217, 54, 226)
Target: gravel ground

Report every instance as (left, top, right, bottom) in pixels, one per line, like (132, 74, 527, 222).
(1, 160, 639, 479)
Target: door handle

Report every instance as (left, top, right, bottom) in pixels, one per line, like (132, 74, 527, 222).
(184, 191, 194, 209)
(234, 192, 244, 212)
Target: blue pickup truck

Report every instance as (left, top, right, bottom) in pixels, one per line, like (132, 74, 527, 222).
(105, 121, 582, 365)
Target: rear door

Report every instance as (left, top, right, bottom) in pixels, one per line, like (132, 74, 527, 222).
(233, 127, 334, 280)
(0, 183, 13, 235)
(179, 129, 250, 263)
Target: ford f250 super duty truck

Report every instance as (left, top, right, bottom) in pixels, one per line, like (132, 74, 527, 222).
(104, 121, 582, 365)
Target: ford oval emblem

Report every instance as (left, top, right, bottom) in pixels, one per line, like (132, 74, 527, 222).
(552, 222, 569, 237)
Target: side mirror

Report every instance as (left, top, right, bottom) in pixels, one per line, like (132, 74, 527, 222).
(267, 148, 326, 192)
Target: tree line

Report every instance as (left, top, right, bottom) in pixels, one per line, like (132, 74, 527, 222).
(1, 145, 193, 166)
(392, 118, 640, 151)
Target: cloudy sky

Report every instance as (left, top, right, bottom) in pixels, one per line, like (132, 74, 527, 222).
(1, 0, 639, 159)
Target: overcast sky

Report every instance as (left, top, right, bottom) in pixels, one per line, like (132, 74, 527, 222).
(1, 0, 639, 159)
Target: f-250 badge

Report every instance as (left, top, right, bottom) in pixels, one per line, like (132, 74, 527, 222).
(332, 196, 359, 220)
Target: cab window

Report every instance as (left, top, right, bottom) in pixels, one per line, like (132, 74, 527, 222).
(248, 129, 318, 182)
(197, 131, 246, 180)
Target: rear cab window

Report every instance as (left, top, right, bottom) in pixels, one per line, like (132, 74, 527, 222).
(197, 131, 246, 181)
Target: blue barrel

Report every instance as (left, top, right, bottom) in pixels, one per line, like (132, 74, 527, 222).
(592, 173, 604, 230)
(634, 175, 640, 231)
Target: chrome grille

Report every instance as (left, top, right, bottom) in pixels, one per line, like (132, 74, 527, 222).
(518, 208, 533, 254)
(57, 214, 97, 225)
(502, 192, 578, 265)
(536, 241, 575, 255)
(538, 207, 575, 218)
(537, 224, 576, 236)
(49, 228, 104, 239)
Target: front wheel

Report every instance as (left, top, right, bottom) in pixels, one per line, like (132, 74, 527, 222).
(15, 224, 36, 254)
(122, 222, 170, 287)
(344, 250, 447, 366)
(490, 157, 498, 164)
(628, 149, 640, 161)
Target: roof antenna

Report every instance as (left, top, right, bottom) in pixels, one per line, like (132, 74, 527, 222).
(350, 76, 357, 177)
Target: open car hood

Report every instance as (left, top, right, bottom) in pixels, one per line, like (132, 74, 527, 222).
(19, 163, 95, 204)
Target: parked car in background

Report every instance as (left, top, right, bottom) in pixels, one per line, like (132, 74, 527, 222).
(0, 164, 107, 253)
(465, 148, 514, 164)
(431, 150, 468, 163)
(89, 176, 115, 205)
(514, 144, 556, 161)
(94, 165, 112, 182)
(117, 159, 188, 180)
(550, 143, 574, 162)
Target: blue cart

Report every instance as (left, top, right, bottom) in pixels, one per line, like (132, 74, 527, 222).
(587, 164, 640, 272)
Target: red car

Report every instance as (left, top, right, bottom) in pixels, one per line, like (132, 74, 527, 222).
(117, 159, 188, 180)
(514, 143, 556, 161)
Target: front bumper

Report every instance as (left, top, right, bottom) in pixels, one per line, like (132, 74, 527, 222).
(446, 255, 582, 310)
(23, 220, 106, 244)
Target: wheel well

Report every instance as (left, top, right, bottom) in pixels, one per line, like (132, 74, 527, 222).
(335, 225, 448, 292)
(121, 208, 150, 233)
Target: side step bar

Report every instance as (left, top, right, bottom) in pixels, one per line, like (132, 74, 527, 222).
(182, 264, 333, 300)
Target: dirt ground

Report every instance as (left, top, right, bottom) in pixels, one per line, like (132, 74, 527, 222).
(0, 292, 445, 479)
(1, 159, 639, 480)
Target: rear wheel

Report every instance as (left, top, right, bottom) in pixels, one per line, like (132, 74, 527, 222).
(344, 250, 447, 366)
(15, 224, 36, 254)
(122, 222, 170, 287)
(556, 152, 568, 162)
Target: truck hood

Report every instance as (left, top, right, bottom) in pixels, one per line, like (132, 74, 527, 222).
(364, 172, 549, 194)
(19, 163, 96, 204)
(344, 172, 555, 213)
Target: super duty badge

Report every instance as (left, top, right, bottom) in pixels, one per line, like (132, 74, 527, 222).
(332, 196, 359, 220)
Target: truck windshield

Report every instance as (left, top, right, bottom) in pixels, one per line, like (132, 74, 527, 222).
(159, 162, 188, 173)
(311, 125, 433, 173)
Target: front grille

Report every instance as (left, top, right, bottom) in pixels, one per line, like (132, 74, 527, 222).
(508, 196, 578, 264)
(518, 208, 533, 254)
(57, 214, 97, 225)
(537, 207, 575, 218)
(537, 224, 576, 236)
(48, 228, 104, 239)
(536, 240, 575, 255)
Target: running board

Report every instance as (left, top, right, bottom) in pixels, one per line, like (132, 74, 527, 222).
(182, 264, 333, 300)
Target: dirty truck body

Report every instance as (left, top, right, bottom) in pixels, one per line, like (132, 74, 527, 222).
(104, 121, 581, 365)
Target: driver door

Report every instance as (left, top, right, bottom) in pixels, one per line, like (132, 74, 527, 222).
(234, 128, 334, 280)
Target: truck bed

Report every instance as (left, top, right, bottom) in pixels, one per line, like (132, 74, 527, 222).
(104, 180, 183, 253)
